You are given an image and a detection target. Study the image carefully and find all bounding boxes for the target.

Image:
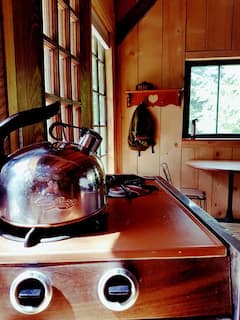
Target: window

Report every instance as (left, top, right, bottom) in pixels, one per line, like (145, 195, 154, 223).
(42, 1, 113, 172)
(183, 60, 240, 139)
(42, 0, 82, 141)
(91, 27, 108, 171)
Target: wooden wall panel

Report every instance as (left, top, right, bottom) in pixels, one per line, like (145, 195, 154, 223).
(118, 25, 139, 174)
(2, 0, 44, 150)
(182, 141, 240, 218)
(117, 0, 240, 217)
(162, 0, 185, 88)
(207, 0, 233, 50)
(92, 0, 115, 32)
(0, 5, 7, 121)
(211, 172, 228, 218)
(232, 0, 240, 49)
(160, 106, 183, 186)
(137, 0, 163, 176)
(186, 0, 207, 51)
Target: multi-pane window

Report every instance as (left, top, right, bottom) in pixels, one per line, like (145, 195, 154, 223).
(183, 60, 240, 139)
(42, 0, 81, 141)
(92, 28, 108, 170)
(42, 1, 111, 171)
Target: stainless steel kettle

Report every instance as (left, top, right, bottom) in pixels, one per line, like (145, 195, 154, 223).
(0, 103, 106, 227)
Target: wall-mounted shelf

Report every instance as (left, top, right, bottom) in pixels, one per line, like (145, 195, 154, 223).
(126, 88, 183, 107)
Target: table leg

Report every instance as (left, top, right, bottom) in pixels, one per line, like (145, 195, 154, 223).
(226, 171, 234, 222)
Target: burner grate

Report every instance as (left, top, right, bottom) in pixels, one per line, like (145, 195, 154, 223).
(0, 212, 108, 247)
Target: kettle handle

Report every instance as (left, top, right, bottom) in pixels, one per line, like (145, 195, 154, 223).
(48, 121, 82, 141)
(0, 101, 60, 158)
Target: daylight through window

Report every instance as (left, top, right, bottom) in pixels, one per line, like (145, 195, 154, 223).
(183, 60, 240, 139)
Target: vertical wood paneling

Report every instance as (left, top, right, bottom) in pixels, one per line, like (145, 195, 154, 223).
(182, 141, 240, 217)
(137, 0, 162, 176)
(181, 146, 198, 187)
(138, 1, 163, 86)
(118, 24, 139, 173)
(160, 106, 183, 186)
(162, 0, 185, 88)
(206, 0, 233, 50)
(0, 6, 7, 121)
(160, 0, 185, 185)
(2, 0, 44, 149)
(232, 0, 240, 49)
(186, 0, 207, 51)
(117, 0, 240, 217)
(212, 172, 228, 218)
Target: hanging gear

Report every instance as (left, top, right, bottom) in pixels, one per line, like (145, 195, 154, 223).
(128, 103, 155, 156)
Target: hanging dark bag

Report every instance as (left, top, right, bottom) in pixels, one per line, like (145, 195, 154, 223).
(128, 103, 155, 156)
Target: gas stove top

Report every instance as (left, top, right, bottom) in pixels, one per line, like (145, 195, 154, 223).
(0, 211, 108, 247)
(0, 177, 232, 319)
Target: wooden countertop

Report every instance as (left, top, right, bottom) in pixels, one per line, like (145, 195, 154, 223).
(0, 179, 226, 264)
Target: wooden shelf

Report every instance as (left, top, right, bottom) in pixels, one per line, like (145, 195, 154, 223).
(126, 88, 183, 107)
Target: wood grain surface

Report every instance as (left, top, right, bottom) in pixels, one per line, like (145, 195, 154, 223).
(0, 257, 231, 319)
(0, 180, 226, 264)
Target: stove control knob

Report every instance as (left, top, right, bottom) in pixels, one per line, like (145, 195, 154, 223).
(10, 271, 52, 315)
(98, 268, 139, 311)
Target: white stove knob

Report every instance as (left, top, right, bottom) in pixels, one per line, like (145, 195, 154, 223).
(98, 268, 139, 311)
(10, 270, 52, 315)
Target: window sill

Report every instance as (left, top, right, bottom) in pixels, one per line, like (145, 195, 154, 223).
(182, 139, 240, 147)
(183, 137, 240, 141)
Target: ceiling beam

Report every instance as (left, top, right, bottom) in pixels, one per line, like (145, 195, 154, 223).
(116, 0, 157, 45)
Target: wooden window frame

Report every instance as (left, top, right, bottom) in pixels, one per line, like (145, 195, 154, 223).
(183, 59, 240, 139)
(42, 0, 92, 140)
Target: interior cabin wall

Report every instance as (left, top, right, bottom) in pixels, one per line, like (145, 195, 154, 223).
(116, 0, 240, 219)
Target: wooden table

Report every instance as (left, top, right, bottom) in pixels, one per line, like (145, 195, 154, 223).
(187, 160, 240, 222)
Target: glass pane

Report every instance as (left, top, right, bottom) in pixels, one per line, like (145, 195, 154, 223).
(98, 41, 105, 62)
(71, 61, 80, 100)
(70, 13, 79, 56)
(59, 53, 67, 97)
(44, 45, 54, 94)
(58, 2, 68, 48)
(92, 56, 98, 91)
(99, 95, 106, 125)
(189, 66, 218, 135)
(98, 61, 105, 94)
(92, 92, 100, 125)
(42, 0, 53, 38)
(92, 36, 97, 55)
(218, 65, 240, 134)
(100, 127, 107, 155)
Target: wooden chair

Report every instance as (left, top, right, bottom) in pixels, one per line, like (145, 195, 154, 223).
(160, 162, 207, 210)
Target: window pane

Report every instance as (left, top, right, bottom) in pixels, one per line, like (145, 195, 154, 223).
(91, 32, 108, 171)
(42, 0, 53, 38)
(189, 66, 218, 134)
(98, 41, 105, 61)
(184, 60, 240, 138)
(100, 126, 107, 155)
(98, 61, 105, 94)
(58, 1, 68, 49)
(70, 13, 80, 56)
(218, 65, 240, 133)
(71, 60, 80, 100)
(93, 92, 99, 125)
(44, 45, 54, 94)
(92, 56, 98, 91)
(59, 52, 68, 97)
(99, 95, 106, 125)
(92, 36, 97, 55)
(43, 0, 82, 140)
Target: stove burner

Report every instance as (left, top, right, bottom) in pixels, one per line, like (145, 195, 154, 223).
(0, 212, 108, 247)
